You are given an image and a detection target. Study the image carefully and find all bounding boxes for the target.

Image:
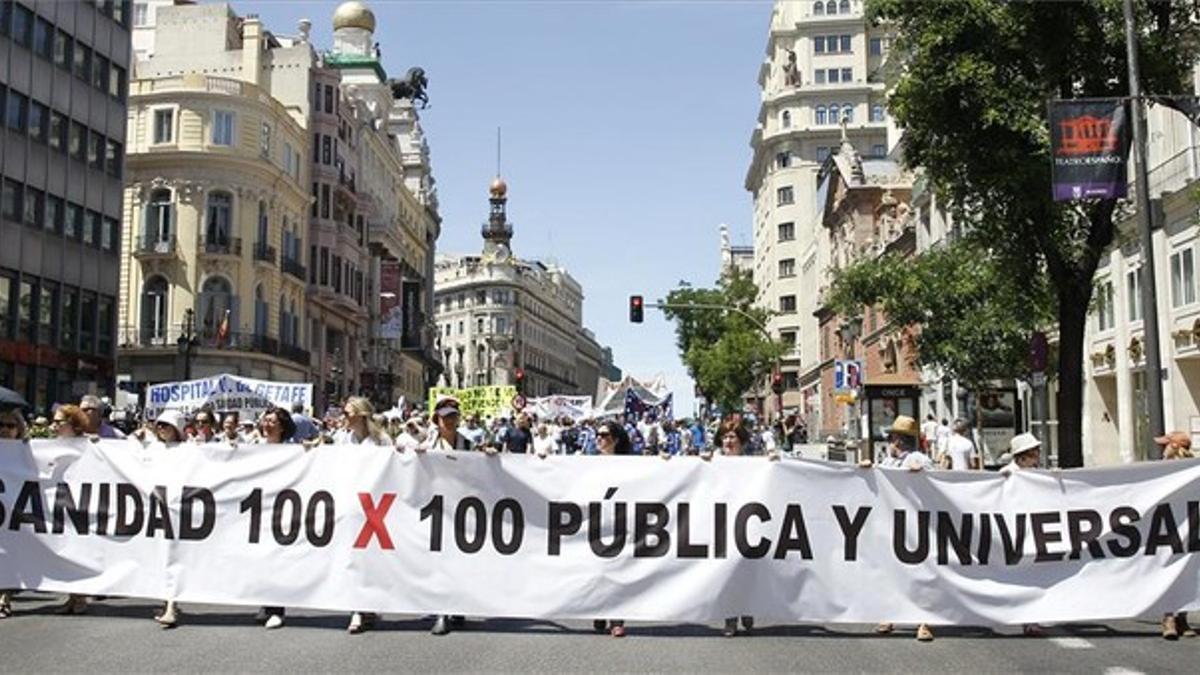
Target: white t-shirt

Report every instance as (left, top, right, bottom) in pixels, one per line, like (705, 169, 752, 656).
(900, 450, 935, 471)
(944, 434, 978, 470)
(921, 420, 939, 443)
(532, 434, 557, 456)
(761, 429, 777, 452)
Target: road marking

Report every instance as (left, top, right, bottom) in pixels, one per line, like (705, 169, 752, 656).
(1103, 668, 1146, 675)
(1050, 636, 1095, 649)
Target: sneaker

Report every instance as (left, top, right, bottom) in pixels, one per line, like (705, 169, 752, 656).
(1163, 615, 1179, 640)
(916, 624, 934, 642)
(431, 615, 449, 636)
(593, 619, 608, 633)
(741, 616, 755, 632)
(348, 612, 364, 635)
(265, 614, 284, 630)
(723, 618, 738, 637)
(155, 604, 178, 629)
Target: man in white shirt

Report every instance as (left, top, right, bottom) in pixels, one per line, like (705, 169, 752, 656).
(921, 414, 939, 450)
(942, 419, 980, 470)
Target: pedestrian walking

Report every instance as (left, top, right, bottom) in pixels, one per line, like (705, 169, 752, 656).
(939, 419, 980, 470)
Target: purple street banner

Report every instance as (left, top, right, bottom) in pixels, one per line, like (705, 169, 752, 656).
(1049, 99, 1131, 201)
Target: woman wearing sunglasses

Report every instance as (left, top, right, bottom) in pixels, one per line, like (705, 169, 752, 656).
(143, 410, 188, 628)
(0, 407, 27, 618)
(590, 420, 632, 637)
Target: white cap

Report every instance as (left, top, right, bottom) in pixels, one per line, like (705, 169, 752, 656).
(155, 409, 187, 436)
(1009, 432, 1041, 457)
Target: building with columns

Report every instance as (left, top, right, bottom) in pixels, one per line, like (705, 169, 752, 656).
(117, 1, 440, 410)
(433, 178, 608, 400)
(746, 0, 892, 422)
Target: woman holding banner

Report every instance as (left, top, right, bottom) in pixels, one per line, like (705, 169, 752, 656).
(145, 410, 188, 628)
(0, 406, 28, 618)
(334, 397, 392, 634)
(702, 417, 780, 637)
(52, 405, 96, 616)
(1155, 432, 1197, 640)
(587, 419, 633, 637)
(248, 407, 297, 629)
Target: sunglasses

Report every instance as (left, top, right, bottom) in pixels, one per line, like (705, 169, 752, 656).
(0, 421, 19, 430)
(596, 431, 612, 438)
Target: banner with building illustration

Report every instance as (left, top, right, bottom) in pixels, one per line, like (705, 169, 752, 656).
(1049, 98, 1131, 201)
(427, 385, 519, 419)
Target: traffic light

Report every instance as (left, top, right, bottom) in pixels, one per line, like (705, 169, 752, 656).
(771, 369, 784, 395)
(514, 367, 525, 392)
(629, 295, 644, 323)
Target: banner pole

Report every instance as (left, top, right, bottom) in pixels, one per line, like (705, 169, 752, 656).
(1123, 0, 1166, 459)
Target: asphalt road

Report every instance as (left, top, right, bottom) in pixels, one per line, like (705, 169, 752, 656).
(0, 594, 1194, 673)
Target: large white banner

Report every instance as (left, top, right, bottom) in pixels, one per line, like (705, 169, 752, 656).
(1, 439, 1198, 625)
(144, 373, 313, 420)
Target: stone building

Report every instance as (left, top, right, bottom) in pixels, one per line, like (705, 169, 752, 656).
(746, 0, 892, 421)
(116, 1, 440, 410)
(433, 178, 607, 400)
(1, 0, 132, 412)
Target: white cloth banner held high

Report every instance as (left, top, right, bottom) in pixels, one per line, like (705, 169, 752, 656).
(1, 439, 1198, 625)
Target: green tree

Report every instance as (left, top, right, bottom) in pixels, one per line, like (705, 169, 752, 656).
(828, 236, 1054, 390)
(868, 0, 1200, 466)
(661, 269, 785, 413)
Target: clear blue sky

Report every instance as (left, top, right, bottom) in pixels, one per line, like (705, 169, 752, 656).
(251, 0, 772, 413)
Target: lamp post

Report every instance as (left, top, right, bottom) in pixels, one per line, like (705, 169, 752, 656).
(837, 314, 864, 455)
(175, 308, 199, 381)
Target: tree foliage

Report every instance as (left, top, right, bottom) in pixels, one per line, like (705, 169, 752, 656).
(662, 270, 785, 413)
(828, 236, 1054, 390)
(865, 0, 1200, 466)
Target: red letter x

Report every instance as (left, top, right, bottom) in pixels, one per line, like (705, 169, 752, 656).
(354, 493, 396, 550)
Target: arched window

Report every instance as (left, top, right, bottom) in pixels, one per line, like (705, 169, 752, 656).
(281, 215, 293, 263)
(813, 1, 824, 15)
(140, 276, 169, 345)
(279, 294, 290, 346)
(842, 104, 854, 123)
(199, 276, 234, 340)
(257, 201, 269, 247)
(825, 0, 837, 14)
(827, 104, 840, 125)
(205, 191, 232, 247)
(289, 299, 299, 346)
(871, 104, 884, 122)
(781, 110, 791, 129)
(145, 189, 172, 245)
(839, 0, 850, 14)
(254, 284, 268, 338)
(815, 106, 827, 125)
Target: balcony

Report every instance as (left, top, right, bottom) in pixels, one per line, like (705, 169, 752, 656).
(253, 242, 277, 265)
(200, 236, 242, 257)
(279, 343, 311, 367)
(282, 256, 306, 281)
(119, 326, 307, 367)
(132, 234, 179, 259)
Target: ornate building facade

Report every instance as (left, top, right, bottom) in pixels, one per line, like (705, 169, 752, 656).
(117, 1, 441, 409)
(433, 178, 606, 400)
(746, 0, 892, 421)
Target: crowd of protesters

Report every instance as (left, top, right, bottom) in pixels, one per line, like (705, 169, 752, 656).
(0, 393, 1195, 641)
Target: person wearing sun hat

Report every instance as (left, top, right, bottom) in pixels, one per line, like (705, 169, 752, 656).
(871, 413, 936, 641)
(1155, 431, 1196, 639)
(420, 395, 476, 453)
(1001, 432, 1042, 474)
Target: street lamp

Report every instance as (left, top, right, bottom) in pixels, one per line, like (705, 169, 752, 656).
(176, 308, 200, 381)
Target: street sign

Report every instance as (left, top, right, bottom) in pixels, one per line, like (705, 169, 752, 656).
(512, 394, 527, 411)
(834, 359, 864, 392)
(1031, 372, 1047, 387)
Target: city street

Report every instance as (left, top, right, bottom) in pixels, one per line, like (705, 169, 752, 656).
(0, 594, 1192, 673)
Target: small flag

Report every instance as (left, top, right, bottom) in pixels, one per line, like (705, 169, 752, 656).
(215, 309, 231, 348)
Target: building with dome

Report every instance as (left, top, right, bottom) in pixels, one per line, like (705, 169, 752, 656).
(433, 179, 608, 400)
(117, 1, 442, 411)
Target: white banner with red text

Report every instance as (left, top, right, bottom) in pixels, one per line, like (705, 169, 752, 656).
(1, 439, 1198, 625)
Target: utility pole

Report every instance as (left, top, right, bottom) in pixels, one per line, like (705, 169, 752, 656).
(1123, 0, 1166, 459)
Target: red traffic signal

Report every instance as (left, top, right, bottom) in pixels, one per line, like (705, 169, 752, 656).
(515, 367, 525, 382)
(629, 295, 644, 323)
